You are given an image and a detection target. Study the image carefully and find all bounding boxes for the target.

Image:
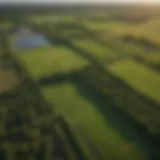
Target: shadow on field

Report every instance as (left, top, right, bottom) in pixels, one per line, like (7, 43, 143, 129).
(38, 70, 160, 159)
(38, 71, 76, 86)
(73, 78, 160, 160)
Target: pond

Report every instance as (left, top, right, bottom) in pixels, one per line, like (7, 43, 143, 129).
(12, 27, 51, 50)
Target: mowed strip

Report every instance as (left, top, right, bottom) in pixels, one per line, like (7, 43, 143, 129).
(107, 59, 160, 104)
(42, 83, 147, 160)
(73, 39, 118, 61)
(17, 46, 89, 80)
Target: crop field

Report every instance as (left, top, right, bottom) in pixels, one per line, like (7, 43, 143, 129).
(1, 4, 160, 160)
(16, 46, 89, 80)
(0, 22, 14, 30)
(82, 17, 160, 45)
(142, 52, 160, 65)
(132, 20, 160, 44)
(60, 29, 88, 38)
(83, 21, 136, 35)
(107, 59, 160, 103)
(72, 39, 119, 62)
(42, 82, 149, 160)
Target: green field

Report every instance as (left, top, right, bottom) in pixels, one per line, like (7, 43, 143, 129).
(42, 82, 148, 160)
(142, 53, 160, 65)
(0, 22, 14, 30)
(82, 19, 160, 45)
(60, 29, 87, 38)
(108, 59, 160, 103)
(17, 46, 89, 80)
(83, 21, 137, 35)
(73, 24, 148, 59)
(73, 39, 118, 61)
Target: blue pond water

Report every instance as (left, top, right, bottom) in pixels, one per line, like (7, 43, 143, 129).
(15, 34, 50, 49)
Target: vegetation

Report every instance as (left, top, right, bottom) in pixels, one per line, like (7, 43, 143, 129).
(108, 59, 160, 104)
(17, 46, 89, 80)
(1, 5, 160, 160)
(76, 64, 160, 135)
(142, 53, 160, 66)
(42, 82, 148, 160)
(72, 39, 118, 62)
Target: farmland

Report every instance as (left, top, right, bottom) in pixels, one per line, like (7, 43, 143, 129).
(42, 82, 150, 160)
(108, 59, 160, 104)
(16, 46, 89, 80)
(0, 4, 160, 160)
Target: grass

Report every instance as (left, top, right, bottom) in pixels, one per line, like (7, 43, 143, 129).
(60, 29, 87, 38)
(74, 24, 148, 60)
(142, 53, 160, 65)
(0, 22, 14, 30)
(42, 82, 147, 160)
(58, 15, 76, 22)
(83, 19, 160, 44)
(83, 21, 137, 36)
(28, 15, 58, 25)
(133, 19, 160, 44)
(17, 46, 89, 80)
(113, 39, 149, 57)
(108, 59, 160, 104)
(82, 20, 160, 48)
(28, 14, 76, 24)
(73, 39, 118, 61)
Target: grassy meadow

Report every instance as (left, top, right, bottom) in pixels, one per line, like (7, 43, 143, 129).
(17, 46, 89, 80)
(42, 82, 148, 160)
(108, 59, 160, 103)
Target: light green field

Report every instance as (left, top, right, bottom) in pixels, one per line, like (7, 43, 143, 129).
(17, 46, 89, 80)
(108, 59, 160, 103)
(83, 21, 137, 35)
(83, 20, 160, 45)
(28, 14, 76, 24)
(101, 35, 146, 57)
(114, 40, 149, 57)
(133, 19, 160, 44)
(58, 15, 76, 22)
(83, 19, 160, 44)
(28, 15, 58, 24)
(60, 29, 86, 38)
(0, 22, 14, 30)
(142, 53, 160, 65)
(73, 25, 147, 59)
(73, 39, 118, 61)
(42, 82, 147, 160)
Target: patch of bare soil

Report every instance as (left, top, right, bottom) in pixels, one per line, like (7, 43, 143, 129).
(0, 70, 21, 94)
